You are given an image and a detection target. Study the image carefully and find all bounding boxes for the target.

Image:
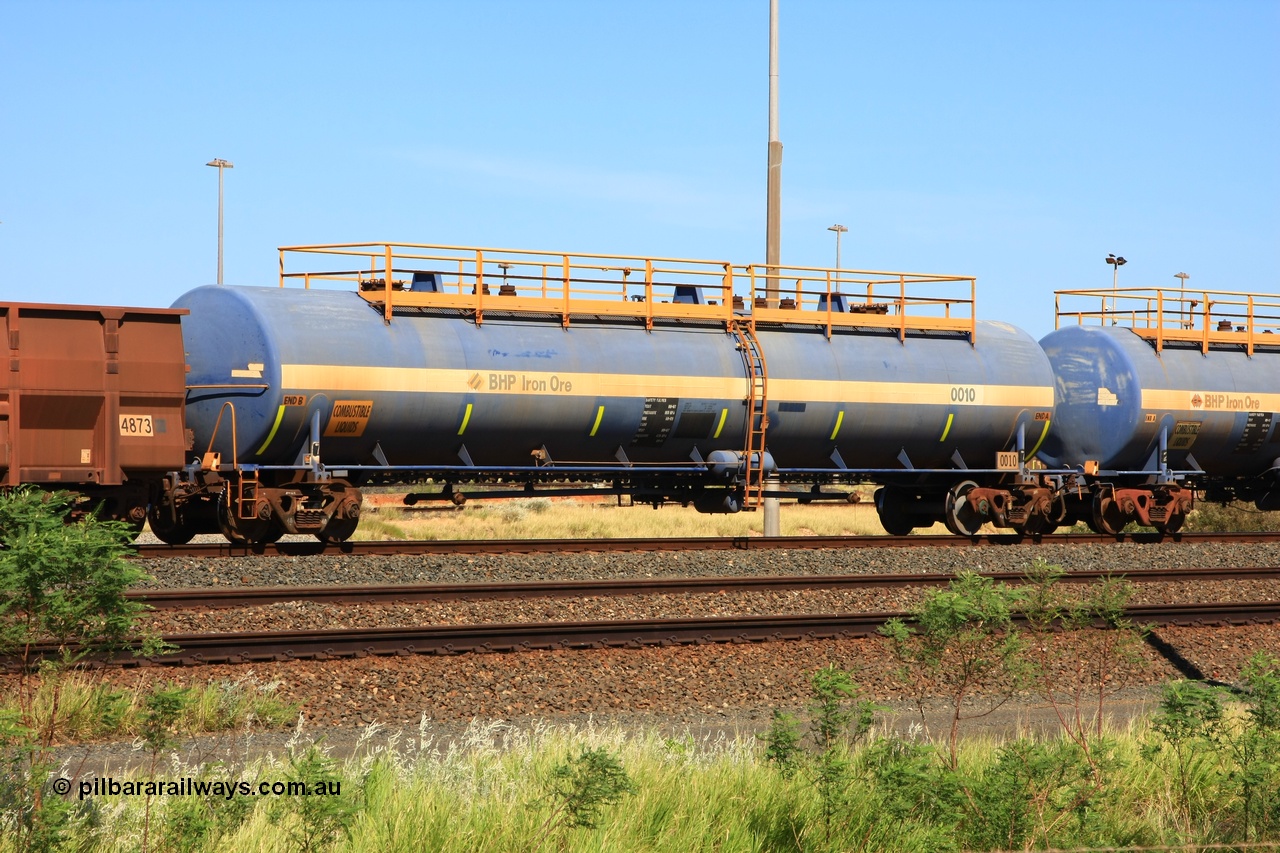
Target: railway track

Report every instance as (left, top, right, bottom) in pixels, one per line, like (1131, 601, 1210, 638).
(38, 600, 1280, 667)
(17, 567, 1274, 668)
(131, 530, 1280, 559)
(133, 565, 1280, 611)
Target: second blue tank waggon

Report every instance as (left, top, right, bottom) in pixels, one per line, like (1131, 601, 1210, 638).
(157, 242, 1061, 543)
(1040, 287, 1280, 532)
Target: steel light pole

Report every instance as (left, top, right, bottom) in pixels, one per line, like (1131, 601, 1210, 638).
(827, 224, 848, 272)
(764, 0, 782, 305)
(206, 158, 234, 284)
(1105, 253, 1126, 320)
(1174, 271, 1190, 328)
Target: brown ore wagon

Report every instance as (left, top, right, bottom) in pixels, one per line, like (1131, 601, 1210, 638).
(0, 301, 189, 528)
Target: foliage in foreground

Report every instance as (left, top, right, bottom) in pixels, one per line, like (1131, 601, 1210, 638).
(2, 493, 1277, 851)
(0, 488, 161, 852)
(0, 690, 1274, 853)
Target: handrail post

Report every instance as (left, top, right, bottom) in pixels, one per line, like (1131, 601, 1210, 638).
(1202, 293, 1210, 354)
(644, 259, 654, 332)
(383, 244, 393, 324)
(898, 275, 906, 343)
(969, 278, 976, 345)
(722, 263, 733, 325)
(278, 249, 285, 288)
(561, 255, 571, 328)
(1248, 295, 1255, 357)
(1155, 291, 1163, 353)
(824, 269, 833, 339)
(475, 250, 485, 325)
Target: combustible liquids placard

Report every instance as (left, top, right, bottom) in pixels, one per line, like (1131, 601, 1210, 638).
(324, 401, 374, 437)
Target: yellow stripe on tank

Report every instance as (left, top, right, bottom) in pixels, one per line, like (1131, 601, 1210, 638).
(457, 403, 473, 436)
(1028, 419, 1051, 457)
(938, 413, 954, 442)
(829, 410, 844, 441)
(255, 405, 288, 456)
(589, 405, 605, 437)
(280, 364, 1054, 409)
(713, 407, 729, 439)
(281, 365, 745, 399)
(768, 378, 1055, 408)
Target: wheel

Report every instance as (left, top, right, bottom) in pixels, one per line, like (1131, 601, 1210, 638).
(1156, 510, 1185, 534)
(1022, 496, 1066, 537)
(315, 491, 362, 543)
(1090, 493, 1127, 536)
(259, 520, 287, 544)
(216, 496, 274, 545)
(120, 511, 147, 541)
(147, 503, 195, 545)
(315, 517, 358, 543)
(874, 488, 915, 536)
(1022, 515, 1057, 536)
(943, 480, 984, 537)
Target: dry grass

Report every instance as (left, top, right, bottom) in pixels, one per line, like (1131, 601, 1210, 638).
(352, 494, 954, 541)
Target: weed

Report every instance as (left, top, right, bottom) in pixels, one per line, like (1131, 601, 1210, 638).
(539, 746, 635, 839)
(1184, 501, 1280, 532)
(880, 571, 1029, 768)
(276, 745, 361, 853)
(1143, 679, 1227, 836)
(760, 710, 801, 779)
(0, 488, 159, 853)
(1020, 560, 1150, 750)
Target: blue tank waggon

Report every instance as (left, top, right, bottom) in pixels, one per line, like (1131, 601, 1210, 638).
(154, 242, 1062, 544)
(1040, 288, 1280, 533)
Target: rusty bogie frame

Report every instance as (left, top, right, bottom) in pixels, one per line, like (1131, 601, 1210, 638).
(161, 401, 363, 546)
(960, 482, 1063, 534)
(938, 474, 1066, 538)
(1089, 482, 1193, 536)
(155, 465, 364, 546)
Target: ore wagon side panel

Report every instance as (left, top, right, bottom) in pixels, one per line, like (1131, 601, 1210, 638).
(0, 302, 188, 488)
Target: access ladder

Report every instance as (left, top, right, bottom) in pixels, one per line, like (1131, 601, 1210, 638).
(730, 320, 769, 509)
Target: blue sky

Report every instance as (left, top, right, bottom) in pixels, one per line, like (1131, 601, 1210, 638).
(2, 0, 1276, 338)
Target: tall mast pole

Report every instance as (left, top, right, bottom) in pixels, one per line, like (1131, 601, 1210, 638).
(765, 0, 782, 304)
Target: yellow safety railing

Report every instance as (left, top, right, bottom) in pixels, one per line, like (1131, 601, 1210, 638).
(279, 242, 736, 330)
(741, 264, 976, 343)
(277, 242, 978, 340)
(1055, 287, 1280, 356)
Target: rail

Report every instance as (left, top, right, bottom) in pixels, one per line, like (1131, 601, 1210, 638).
(20, 601, 1280, 667)
(130, 530, 1280, 560)
(131, 566, 1280, 610)
(277, 242, 978, 339)
(1056, 287, 1280, 355)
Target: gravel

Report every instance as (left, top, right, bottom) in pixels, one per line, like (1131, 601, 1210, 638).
(30, 623, 1279, 735)
(134, 540, 1280, 589)
(14, 540, 1278, 758)
(136, 579, 1280, 635)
